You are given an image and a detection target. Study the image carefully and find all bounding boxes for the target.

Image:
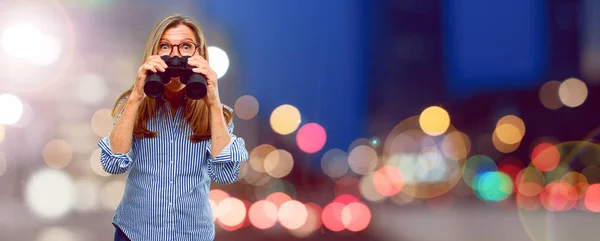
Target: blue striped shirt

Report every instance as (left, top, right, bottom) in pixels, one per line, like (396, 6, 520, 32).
(98, 98, 248, 241)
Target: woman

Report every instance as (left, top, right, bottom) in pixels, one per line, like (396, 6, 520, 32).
(98, 14, 248, 241)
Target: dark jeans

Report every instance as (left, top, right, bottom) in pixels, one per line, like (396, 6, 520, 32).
(113, 224, 131, 241)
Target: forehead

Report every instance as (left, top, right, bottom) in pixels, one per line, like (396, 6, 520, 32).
(160, 24, 196, 42)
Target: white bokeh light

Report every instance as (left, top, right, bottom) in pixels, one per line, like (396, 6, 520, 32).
(77, 73, 109, 105)
(0, 94, 24, 125)
(1, 23, 42, 58)
(30, 34, 62, 66)
(73, 179, 101, 212)
(207, 46, 230, 79)
(25, 169, 76, 219)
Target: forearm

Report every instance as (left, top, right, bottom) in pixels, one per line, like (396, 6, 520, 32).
(109, 99, 141, 154)
(209, 104, 231, 158)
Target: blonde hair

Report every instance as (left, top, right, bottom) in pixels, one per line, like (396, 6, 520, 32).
(112, 14, 232, 143)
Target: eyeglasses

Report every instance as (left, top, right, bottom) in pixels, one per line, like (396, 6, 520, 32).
(157, 41, 199, 56)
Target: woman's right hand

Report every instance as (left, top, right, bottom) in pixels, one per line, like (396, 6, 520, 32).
(129, 55, 168, 103)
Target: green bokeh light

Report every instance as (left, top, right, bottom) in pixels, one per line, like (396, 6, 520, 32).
(473, 171, 513, 202)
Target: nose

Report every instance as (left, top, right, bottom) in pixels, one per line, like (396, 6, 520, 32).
(170, 46, 182, 57)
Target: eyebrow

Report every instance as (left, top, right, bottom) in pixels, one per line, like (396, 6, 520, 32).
(159, 38, 195, 43)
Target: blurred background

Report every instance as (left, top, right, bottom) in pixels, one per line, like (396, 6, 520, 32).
(0, 0, 599, 240)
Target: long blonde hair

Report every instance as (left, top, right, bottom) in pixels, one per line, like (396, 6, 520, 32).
(112, 14, 232, 143)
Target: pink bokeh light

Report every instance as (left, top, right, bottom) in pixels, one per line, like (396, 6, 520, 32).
(296, 123, 327, 153)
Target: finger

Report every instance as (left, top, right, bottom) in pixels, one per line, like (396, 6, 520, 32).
(188, 57, 208, 67)
(187, 59, 205, 68)
(149, 55, 168, 68)
(151, 62, 166, 72)
(143, 63, 157, 73)
(149, 58, 168, 69)
(192, 66, 210, 75)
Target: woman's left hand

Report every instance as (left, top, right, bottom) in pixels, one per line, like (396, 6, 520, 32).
(187, 55, 220, 107)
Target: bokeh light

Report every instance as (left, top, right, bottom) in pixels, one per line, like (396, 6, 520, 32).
(31, 34, 62, 66)
(1, 22, 41, 59)
(216, 197, 247, 227)
(516, 167, 545, 197)
(531, 142, 560, 172)
(560, 171, 589, 199)
(278, 200, 307, 230)
(264, 149, 294, 178)
(321, 148, 350, 178)
(540, 181, 577, 211)
(359, 173, 386, 202)
(463, 155, 497, 190)
(495, 115, 525, 145)
(341, 202, 371, 232)
(90, 109, 113, 137)
(248, 200, 278, 230)
(210, 189, 230, 204)
(419, 106, 450, 136)
(289, 202, 322, 237)
(296, 123, 326, 153)
(25, 168, 75, 219)
(207, 46, 230, 79)
(266, 192, 292, 208)
(441, 131, 471, 161)
(233, 95, 259, 120)
(270, 104, 301, 135)
(558, 77, 588, 108)
(0, 93, 24, 125)
(372, 165, 404, 197)
(539, 80, 563, 109)
(322, 202, 346, 232)
(348, 145, 378, 175)
(473, 171, 513, 202)
(348, 138, 374, 153)
(42, 139, 73, 169)
(249, 144, 276, 173)
(73, 179, 100, 212)
(492, 130, 520, 153)
(584, 184, 600, 212)
(89, 149, 111, 177)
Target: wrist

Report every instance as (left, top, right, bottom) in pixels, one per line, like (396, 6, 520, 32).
(210, 104, 225, 121)
(126, 97, 142, 106)
(210, 103, 223, 113)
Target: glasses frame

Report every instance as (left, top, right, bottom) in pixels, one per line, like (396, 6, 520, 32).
(158, 41, 200, 57)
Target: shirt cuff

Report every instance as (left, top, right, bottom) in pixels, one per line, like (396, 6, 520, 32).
(206, 136, 236, 163)
(98, 136, 134, 168)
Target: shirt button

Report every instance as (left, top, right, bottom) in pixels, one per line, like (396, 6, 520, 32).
(170, 180, 173, 184)
(169, 202, 172, 205)
(170, 140, 173, 143)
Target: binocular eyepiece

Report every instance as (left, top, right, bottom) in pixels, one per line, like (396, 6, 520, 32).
(143, 55, 208, 100)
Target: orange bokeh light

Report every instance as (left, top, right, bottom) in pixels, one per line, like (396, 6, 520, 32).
(531, 143, 560, 172)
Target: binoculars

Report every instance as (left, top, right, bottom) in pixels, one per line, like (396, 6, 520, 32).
(143, 55, 207, 100)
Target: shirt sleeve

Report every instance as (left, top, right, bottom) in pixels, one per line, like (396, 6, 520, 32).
(97, 97, 135, 175)
(206, 107, 249, 184)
